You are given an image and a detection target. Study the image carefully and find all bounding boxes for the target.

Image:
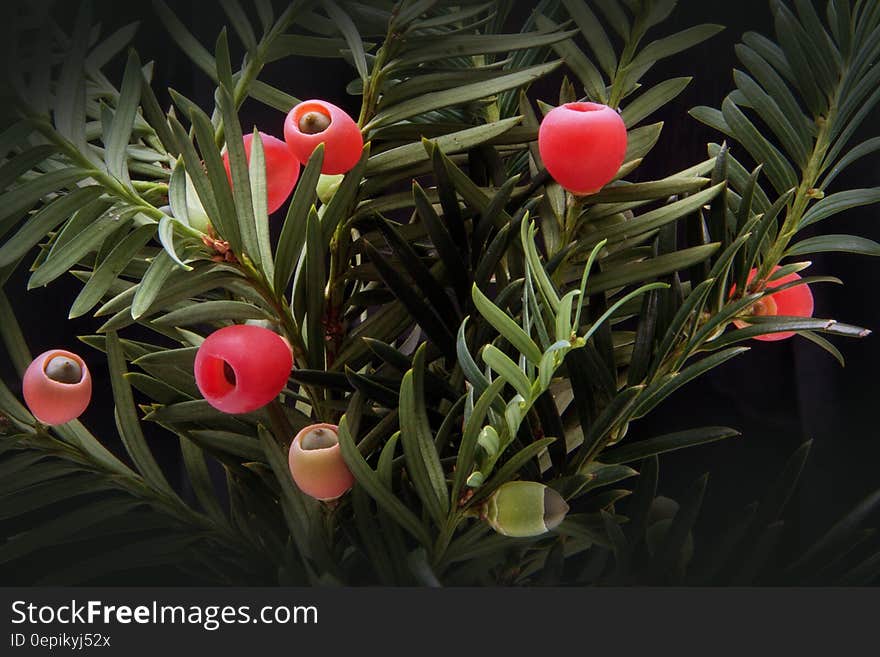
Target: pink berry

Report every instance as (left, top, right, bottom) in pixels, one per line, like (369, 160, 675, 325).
(732, 266, 815, 341)
(222, 132, 300, 214)
(284, 100, 363, 175)
(288, 423, 355, 501)
(22, 350, 92, 425)
(538, 102, 628, 195)
(194, 325, 293, 414)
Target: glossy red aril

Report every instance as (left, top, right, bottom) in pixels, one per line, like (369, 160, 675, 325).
(288, 423, 355, 501)
(732, 266, 815, 341)
(284, 100, 363, 175)
(22, 350, 92, 425)
(194, 325, 293, 414)
(245, 319, 294, 359)
(538, 102, 628, 195)
(222, 132, 300, 214)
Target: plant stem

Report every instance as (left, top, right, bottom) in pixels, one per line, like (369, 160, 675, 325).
(759, 108, 836, 284)
(607, 16, 648, 108)
(25, 426, 258, 558)
(432, 511, 463, 569)
(241, 260, 326, 418)
(322, 23, 399, 371)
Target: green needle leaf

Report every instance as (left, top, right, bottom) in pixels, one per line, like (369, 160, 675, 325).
(399, 346, 449, 526)
(337, 415, 432, 547)
(106, 50, 143, 187)
(322, 0, 369, 81)
(106, 331, 179, 499)
(69, 223, 156, 319)
(275, 145, 323, 293)
(367, 62, 562, 129)
(482, 344, 532, 400)
(472, 283, 543, 365)
(601, 427, 741, 464)
(248, 129, 275, 283)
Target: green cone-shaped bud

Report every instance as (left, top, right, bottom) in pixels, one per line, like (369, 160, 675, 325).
(484, 481, 569, 537)
(185, 173, 213, 233)
(316, 173, 344, 204)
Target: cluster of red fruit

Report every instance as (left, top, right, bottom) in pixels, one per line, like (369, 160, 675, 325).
(222, 99, 364, 213)
(19, 100, 814, 503)
(23, 325, 354, 501)
(536, 101, 814, 337)
(192, 324, 353, 500)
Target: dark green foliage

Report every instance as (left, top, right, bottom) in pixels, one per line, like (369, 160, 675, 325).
(0, 0, 877, 585)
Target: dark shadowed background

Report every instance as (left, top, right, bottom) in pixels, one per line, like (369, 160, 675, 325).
(1, 0, 878, 582)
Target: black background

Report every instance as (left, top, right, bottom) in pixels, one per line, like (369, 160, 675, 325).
(1, 0, 878, 580)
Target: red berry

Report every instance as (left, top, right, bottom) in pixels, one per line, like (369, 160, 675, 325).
(23, 350, 92, 425)
(538, 102, 628, 195)
(731, 266, 815, 341)
(288, 423, 355, 501)
(245, 319, 294, 359)
(194, 325, 293, 414)
(284, 100, 363, 175)
(222, 132, 300, 214)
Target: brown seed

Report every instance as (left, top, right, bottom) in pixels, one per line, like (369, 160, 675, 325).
(44, 356, 82, 384)
(298, 111, 332, 135)
(542, 487, 570, 531)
